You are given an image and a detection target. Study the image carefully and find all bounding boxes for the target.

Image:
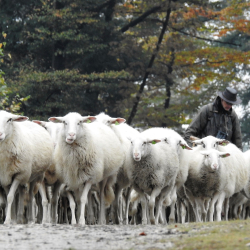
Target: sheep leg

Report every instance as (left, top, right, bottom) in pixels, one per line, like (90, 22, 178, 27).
(180, 199, 187, 224)
(176, 197, 186, 224)
(27, 180, 37, 224)
(185, 188, 201, 222)
(223, 197, 230, 221)
(78, 181, 92, 225)
(155, 182, 176, 224)
(86, 191, 96, 225)
(62, 196, 69, 224)
(98, 178, 108, 225)
(16, 185, 25, 224)
(0, 188, 6, 224)
(215, 192, 226, 221)
(196, 198, 207, 222)
(73, 188, 81, 223)
(113, 183, 123, 225)
(140, 195, 148, 225)
(149, 187, 161, 225)
(38, 182, 49, 224)
(4, 178, 21, 224)
(132, 184, 148, 224)
(124, 186, 132, 225)
(159, 205, 166, 224)
(168, 187, 177, 224)
(238, 205, 243, 219)
(155, 197, 164, 225)
(43, 185, 52, 223)
(66, 191, 76, 225)
(208, 193, 220, 222)
(51, 180, 62, 224)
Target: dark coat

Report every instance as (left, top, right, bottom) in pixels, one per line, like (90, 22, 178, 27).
(184, 96, 242, 150)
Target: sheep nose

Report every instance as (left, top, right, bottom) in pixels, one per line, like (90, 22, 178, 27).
(0, 133, 2, 136)
(134, 153, 139, 157)
(68, 133, 75, 137)
(213, 163, 218, 170)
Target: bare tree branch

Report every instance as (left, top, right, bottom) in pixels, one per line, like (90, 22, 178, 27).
(127, 1, 172, 125)
(120, 3, 167, 33)
(171, 27, 241, 47)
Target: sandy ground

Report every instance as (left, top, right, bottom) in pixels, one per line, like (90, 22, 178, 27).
(0, 224, 179, 250)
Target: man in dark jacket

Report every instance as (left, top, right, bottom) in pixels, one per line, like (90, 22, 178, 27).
(184, 87, 242, 150)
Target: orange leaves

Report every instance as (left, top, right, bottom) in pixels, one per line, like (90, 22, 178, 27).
(233, 19, 250, 34)
(216, 3, 250, 36)
(183, 8, 197, 20)
(217, 19, 250, 37)
(217, 29, 230, 37)
(55, 10, 62, 18)
(193, 85, 201, 91)
(175, 47, 250, 69)
(183, 7, 217, 20)
(123, 3, 134, 9)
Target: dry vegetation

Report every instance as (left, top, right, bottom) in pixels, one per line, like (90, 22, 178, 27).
(165, 219, 250, 250)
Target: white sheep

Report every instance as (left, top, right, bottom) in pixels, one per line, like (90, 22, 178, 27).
(49, 112, 124, 225)
(0, 110, 54, 224)
(129, 128, 179, 225)
(184, 147, 231, 222)
(145, 127, 192, 224)
(191, 136, 250, 221)
(131, 127, 192, 224)
(32, 120, 77, 224)
(95, 112, 140, 224)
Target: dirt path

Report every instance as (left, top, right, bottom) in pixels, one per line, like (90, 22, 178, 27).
(0, 224, 179, 250)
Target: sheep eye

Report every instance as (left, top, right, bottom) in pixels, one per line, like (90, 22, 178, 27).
(203, 144, 205, 148)
(63, 121, 67, 125)
(7, 118, 12, 123)
(143, 142, 146, 145)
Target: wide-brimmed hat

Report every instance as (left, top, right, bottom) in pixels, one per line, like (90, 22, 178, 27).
(218, 87, 241, 105)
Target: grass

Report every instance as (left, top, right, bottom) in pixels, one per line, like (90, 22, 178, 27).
(166, 220, 250, 250)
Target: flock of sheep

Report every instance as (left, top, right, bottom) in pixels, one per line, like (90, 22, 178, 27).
(0, 110, 249, 225)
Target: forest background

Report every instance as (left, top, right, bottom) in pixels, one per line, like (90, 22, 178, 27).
(0, 0, 249, 145)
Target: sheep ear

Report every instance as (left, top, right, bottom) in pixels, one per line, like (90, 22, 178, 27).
(162, 138, 168, 144)
(219, 152, 230, 158)
(193, 139, 203, 145)
(179, 142, 192, 150)
(149, 139, 161, 145)
(12, 116, 29, 122)
(200, 151, 208, 156)
(82, 116, 96, 123)
(126, 136, 132, 142)
(217, 140, 230, 146)
(48, 117, 63, 123)
(110, 118, 126, 125)
(33, 120, 46, 127)
(190, 136, 200, 141)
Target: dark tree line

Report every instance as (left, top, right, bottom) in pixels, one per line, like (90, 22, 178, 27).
(0, 0, 249, 140)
